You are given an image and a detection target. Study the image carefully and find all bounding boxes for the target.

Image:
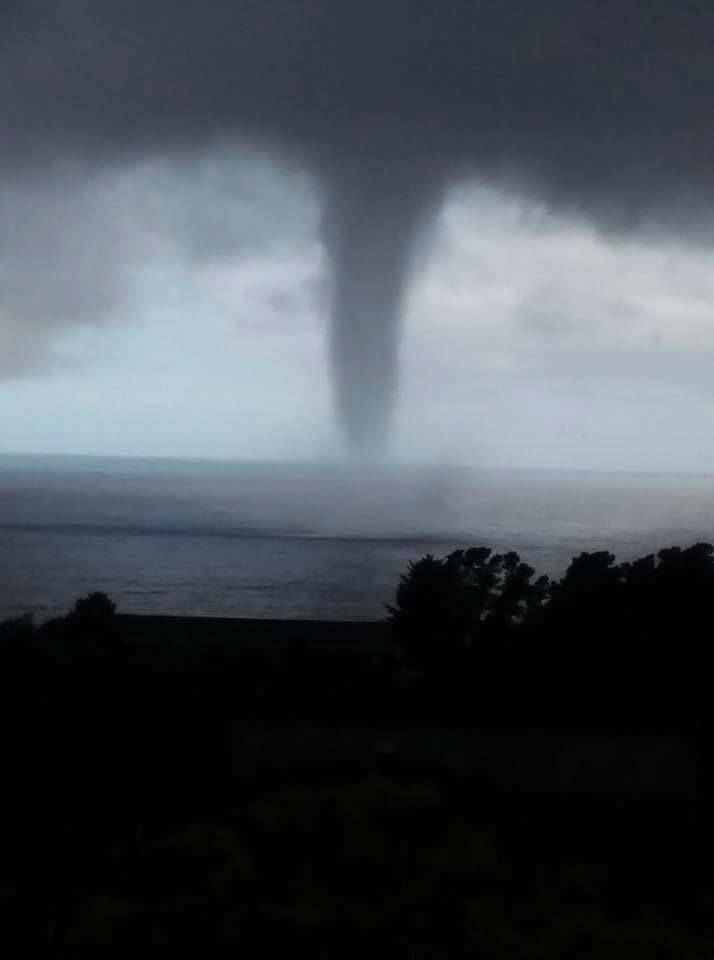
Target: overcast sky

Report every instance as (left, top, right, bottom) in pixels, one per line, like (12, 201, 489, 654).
(3, 3, 714, 472)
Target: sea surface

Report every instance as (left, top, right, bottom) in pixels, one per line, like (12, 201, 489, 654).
(1, 454, 714, 621)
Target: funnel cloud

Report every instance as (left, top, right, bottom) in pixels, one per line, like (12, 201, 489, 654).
(3, 2, 714, 450)
(322, 155, 442, 450)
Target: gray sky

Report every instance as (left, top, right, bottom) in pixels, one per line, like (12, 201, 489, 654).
(3, 3, 714, 471)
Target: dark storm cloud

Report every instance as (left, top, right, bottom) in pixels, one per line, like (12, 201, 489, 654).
(3, 1, 714, 444)
(0, 170, 129, 375)
(4, 1, 714, 211)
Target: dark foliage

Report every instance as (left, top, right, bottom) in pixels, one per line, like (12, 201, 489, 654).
(2, 545, 714, 945)
(387, 541, 714, 732)
(388, 547, 548, 666)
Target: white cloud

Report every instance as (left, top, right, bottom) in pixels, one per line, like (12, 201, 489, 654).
(396, 183, 714, 469)
(3, 173, 714, 471)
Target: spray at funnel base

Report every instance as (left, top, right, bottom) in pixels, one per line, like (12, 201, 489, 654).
(322, 161, 439, 455)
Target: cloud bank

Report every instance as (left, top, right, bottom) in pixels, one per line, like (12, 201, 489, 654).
(3, 2, 714, 448)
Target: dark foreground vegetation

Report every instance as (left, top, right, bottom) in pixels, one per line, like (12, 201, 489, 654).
(2, 543, 714, 950)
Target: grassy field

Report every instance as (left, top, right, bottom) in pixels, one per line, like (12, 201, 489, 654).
(19, 776, 711, 952)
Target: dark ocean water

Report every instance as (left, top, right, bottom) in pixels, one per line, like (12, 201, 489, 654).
(1, 454, 713, 621)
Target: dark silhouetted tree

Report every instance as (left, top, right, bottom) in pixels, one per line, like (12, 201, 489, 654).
(388, 547, 548, 672)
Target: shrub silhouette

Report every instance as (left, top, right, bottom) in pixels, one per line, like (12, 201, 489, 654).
(388, 547, 548, 669)
(386, 540, 714, 730)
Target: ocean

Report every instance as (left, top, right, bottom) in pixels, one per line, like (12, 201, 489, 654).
(1, 454, 714, 622)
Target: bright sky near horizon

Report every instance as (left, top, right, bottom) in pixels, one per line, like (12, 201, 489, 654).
(3, 156, 714, 472)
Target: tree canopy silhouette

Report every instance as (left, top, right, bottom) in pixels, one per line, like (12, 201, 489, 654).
(388, 547, 549, 669)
